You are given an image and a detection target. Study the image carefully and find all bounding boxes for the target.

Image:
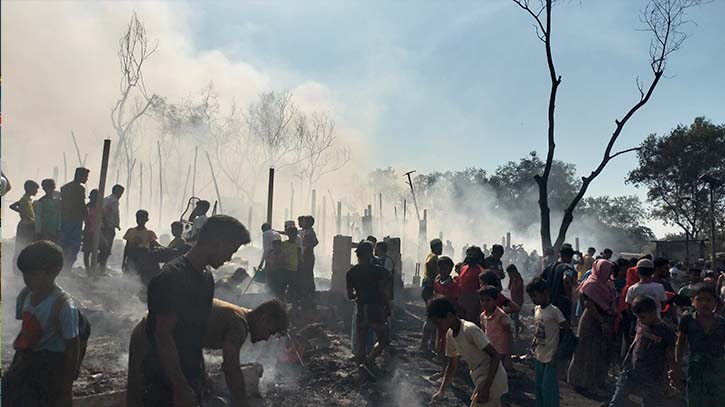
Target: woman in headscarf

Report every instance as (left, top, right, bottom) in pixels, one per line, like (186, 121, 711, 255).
(568, 259, 617, 396)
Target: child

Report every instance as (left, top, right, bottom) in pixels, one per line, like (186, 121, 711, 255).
(428, 297, 508, 407)
(527, 277, 570, 407)
(34, 179, 62, 243)
(609, 295, 680, 406)
(188, 200, 210, 242)
(1, 241, 80, 406)
(625, 259, 667, 317)
(480, 287, 514, 374)
(480, 270, 521, 315)
(123, 210, 161, 285)
(10, 180, 39, 262)
(421, 239, 443, 352)
(431, 256, 458, 378)
(167, 221, 187, 249)
(506, 264, 525, 338)
(676, 283, 725, 407)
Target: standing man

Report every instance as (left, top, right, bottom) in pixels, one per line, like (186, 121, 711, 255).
(299, 216, 319, 306)
(346, 240, 390, 367)
(60, 167, 89, 271)
(483, 244, 505, 280)
(257, 223, 281, 271)
(99, 184, 124, 274)
(143, 215, 250, 406)
(540, 246, 577, 323)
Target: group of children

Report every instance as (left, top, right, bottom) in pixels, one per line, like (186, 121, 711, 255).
(421, 240, 725, 407)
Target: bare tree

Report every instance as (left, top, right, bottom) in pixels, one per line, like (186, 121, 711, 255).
(512, 0, 704, 251)
(295, 112, 350, 197)
(111, 12, 162, 202)
(247, 91, 299, 168)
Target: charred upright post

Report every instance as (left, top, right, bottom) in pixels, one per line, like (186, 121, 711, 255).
(267, 167, 275, 225)
(89, 139, 111, 270)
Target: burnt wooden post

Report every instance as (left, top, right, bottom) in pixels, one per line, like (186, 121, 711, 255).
(89, 140, 111, 271)
(266, 168, 275, 225)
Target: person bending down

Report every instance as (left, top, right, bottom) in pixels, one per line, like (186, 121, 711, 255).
(128, 298, 287, 407)
(428, 297, 508, 407)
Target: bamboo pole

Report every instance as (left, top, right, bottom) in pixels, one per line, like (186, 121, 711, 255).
(192, 146, 198, 197)
(157, 141, 163, 229)
(180, 164, 191, 212)
(53, 166, 59, 183)
(206, 152, 223, 213)
(379, 192, 383, 237)
(336, 201, 342, 235)
(71, 131, 84, 166)
(311, 189, 316, 218)
(322, 197, 327, 252)
(89, 140, 111, 272)
(148, 163, 153, 210)
(63, 152, 68, 183)
(139, 163, 143, 210)
(126, 159, 136, 225)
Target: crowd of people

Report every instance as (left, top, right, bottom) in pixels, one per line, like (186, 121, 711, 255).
(3, 169, 725, 407)
(417, 240, 725, 407)
(2, 170, 294, 407)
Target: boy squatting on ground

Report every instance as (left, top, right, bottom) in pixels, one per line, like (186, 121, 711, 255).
(427, 297, 508, 407)
(526, 277, 571, 407)
(2, 241, 82, 407)
(142, 215, 250, 407)
(127, 298, 288, 407)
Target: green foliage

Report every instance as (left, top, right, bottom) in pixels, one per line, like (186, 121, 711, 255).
(627, 117, 725, 239)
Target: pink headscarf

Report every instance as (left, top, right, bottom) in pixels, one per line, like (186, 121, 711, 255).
(579, 259, 616, 312)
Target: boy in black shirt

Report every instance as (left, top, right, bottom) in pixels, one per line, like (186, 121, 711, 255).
(143, 215, 250, 407)
(609, 295, 680, 407)
(346, 240, 391, 366)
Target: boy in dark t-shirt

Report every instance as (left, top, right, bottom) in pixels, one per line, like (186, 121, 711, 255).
(609, 295, 680, 407)
(143, 215, 250, 407)
(346, 240, 391, 366)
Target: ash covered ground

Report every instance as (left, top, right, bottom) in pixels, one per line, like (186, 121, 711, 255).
(2, 243, 604, 406)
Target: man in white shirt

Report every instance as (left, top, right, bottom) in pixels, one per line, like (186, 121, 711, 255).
(99, 184, 124, 274)
(428, 297, 508, 407)
(625, 259, 667, 316)
(258, 223, 281, 270)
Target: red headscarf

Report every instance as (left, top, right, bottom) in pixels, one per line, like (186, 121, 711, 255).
(579, 259, 616, 312)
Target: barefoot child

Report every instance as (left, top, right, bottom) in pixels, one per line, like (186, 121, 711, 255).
(480, 287, 515, 374)
(676, 283, 725, 407)
(1, 241, 81, 407)
(527, 277, 570, 407)
(428, 297, 508, 407)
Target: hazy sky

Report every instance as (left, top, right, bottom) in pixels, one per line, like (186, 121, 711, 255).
(2, 1, 724, 237)
(185, 1, 724, 235)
